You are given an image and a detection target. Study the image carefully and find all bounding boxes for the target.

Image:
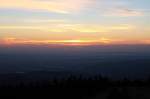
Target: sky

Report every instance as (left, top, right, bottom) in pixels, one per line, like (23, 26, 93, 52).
(0, 0, 150, 45)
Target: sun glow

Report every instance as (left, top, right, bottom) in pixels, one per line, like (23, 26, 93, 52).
(1, 37, 112, 46)
(1, 37, 150, 46)
(62, 40, 81, 43)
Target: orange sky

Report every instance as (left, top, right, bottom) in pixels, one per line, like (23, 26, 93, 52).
(0, 0, 150, 45)
(1, 37, 150, 46)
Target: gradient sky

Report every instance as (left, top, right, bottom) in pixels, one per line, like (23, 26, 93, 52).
(0, 0, 150, 45)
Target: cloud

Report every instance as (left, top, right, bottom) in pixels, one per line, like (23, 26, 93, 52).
(0, 24, 134, 33)
(0, 0, 94, 14)
(22, 19, 67, 23)
(104, 8, 143, 17)
(0, 23, 136, 33)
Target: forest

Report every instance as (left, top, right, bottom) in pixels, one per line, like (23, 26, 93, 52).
(0, 74, 150, 99)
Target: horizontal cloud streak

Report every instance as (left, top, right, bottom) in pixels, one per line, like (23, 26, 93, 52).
(0, 24, 134, 33)
(1, 37, 150, 46)
(103, 8, 144, 17)
(0, 0, 94, 14)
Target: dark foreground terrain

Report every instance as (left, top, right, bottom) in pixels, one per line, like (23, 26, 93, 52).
(0, 72, 150, 99)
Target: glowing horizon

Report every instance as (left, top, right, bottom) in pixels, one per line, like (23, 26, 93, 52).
(0, 0, 149, 45)
(1, 37, 150, 46)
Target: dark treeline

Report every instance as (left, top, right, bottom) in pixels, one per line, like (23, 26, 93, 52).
(0, 74, 150, 99)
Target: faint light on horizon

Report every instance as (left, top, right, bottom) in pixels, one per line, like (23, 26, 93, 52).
(1, 37, 150, 46)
